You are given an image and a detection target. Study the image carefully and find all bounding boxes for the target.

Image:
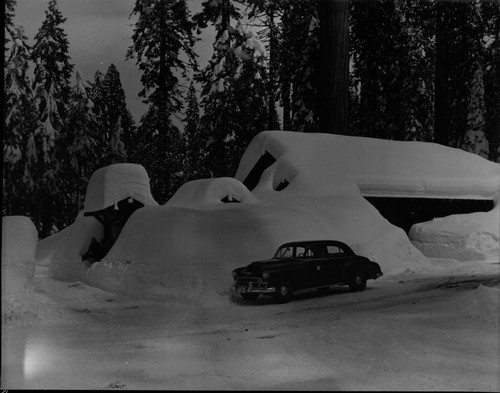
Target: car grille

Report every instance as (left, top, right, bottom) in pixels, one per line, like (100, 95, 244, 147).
(236, 276, 266, 288)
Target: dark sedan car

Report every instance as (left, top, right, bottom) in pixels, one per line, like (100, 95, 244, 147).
(232, 240, 383, 303)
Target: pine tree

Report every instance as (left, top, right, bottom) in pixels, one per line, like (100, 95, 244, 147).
(3, 25, 38, 216)
(195, 1, 268, 178)
(194, 0, 242, 178)
(97, 64, 136, 165)
(245, 0, 281, 130)
(136, 107, 184, 202)
(350, 0, 394, 138)
(4, 0, 17, 59)
(121, 109, 137, 162)
(32, 0, 73, 129)
(350, 0, 434, 141)
(280, 1, 319, 132)
(127, 0, 197, 203)
(462, 64, 488, 158)
(482, 0, 500, 162)
(109, 116, 127, 164)
(434, 1, 484, 150)
(391, 0, 434, 141)
(88, 70, 108, 163)
(183, 81, 203, 181)
(31, 0, 74, 236)
(64, 70, 98, 214)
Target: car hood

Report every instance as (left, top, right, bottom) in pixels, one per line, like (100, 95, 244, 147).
(244, 258, 300, 272)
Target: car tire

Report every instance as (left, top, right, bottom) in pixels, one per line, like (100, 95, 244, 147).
(349, 274, 367, 292)
(274, 281, 293, 303)
(240, 292, 259, 301)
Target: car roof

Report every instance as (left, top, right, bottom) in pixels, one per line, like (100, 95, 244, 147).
(278, 240, 350, 248)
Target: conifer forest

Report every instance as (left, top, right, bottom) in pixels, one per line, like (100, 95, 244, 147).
(4, 0, 500, 237)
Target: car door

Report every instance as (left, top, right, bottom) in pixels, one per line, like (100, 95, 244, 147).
(305, 245, 330, 287)
(325, 245, 348, 284)
(290, 245, 318, 290)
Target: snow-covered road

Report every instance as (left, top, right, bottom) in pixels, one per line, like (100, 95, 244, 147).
(2, 262, 499, 390)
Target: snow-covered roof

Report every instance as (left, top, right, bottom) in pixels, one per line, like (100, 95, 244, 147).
(236, 131, 500, 200)
(83, 163, 158, 213)
(167, 177, 258, 208)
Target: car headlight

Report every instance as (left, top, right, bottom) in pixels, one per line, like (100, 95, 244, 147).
(262, 271, 269, 280)
(232, 270, 238, 279)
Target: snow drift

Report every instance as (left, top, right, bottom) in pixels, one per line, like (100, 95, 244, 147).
(2, 216, 38, 300)
(2, 216, 68, 325)
(36, 132, 499, 302)
(409, 203, 500, 261)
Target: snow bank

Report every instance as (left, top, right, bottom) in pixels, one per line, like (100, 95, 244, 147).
(460, 284, 499, 325)
(45, 214, 104, 281)
(409, 203, 500, 261)
(2, 216, 88, 326)
(83, 163, 158, 212)
(236, 131, 500, 200)
(2, 216, 42, 325)
(2, 216, 38, 299)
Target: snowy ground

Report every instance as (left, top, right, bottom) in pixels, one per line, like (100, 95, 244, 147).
(2, 259, 498, 390)
(3, 133, 499, 389)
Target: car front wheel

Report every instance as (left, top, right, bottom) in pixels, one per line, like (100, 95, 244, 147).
(274, 281, 293, 303)
(349, 274, 367, 292)
(241, 292, 259, 301)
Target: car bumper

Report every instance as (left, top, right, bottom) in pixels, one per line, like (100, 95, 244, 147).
(234, 284, 276, 294)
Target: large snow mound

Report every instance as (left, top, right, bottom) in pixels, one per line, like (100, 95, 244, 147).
(41, 132, 432, 302)
(1, 216, 72, 326)
(83, 163, 158, 212)
(409, 204, 500, 261)
(2, 216, 38, 299)
(236, 131, 500, 200)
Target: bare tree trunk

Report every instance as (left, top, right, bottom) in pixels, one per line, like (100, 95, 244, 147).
(317, 0, 349, 135)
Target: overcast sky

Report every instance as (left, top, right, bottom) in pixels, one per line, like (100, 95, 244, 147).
(13, 0, 213, 123)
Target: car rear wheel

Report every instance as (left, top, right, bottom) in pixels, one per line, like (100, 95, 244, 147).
(274, 281, 293, 303)
(349, 274, 367, 292)
(240, 292, 259, 301)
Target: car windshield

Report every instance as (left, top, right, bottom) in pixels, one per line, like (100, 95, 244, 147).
(274, 246, 294, 259)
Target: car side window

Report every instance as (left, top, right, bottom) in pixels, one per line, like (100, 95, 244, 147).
(295, 246, 306, 258)
(305, 248, 314, 258)
(307, 245, 327, 258)
(279, 247, 293, 259)
(327, 245, 344, 256)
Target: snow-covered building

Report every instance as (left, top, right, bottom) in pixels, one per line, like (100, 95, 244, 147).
(81, 164, 158, 263)
(236, 131, 499, 232)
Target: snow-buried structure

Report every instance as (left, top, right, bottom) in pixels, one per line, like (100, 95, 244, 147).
(236, 131, 499, 232)
(37, 132, 499, 301)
